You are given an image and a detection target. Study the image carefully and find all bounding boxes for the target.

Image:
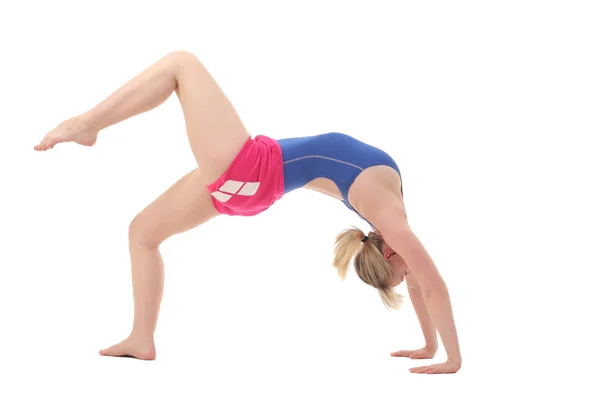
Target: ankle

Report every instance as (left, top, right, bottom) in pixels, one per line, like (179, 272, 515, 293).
(129, 329, 155, 344)
(77, 112, 100, 133)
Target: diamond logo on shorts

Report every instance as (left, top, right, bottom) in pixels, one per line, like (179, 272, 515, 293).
(211, 180, 260, 202)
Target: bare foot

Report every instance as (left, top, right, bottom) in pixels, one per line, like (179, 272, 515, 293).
(34, 117, 99, 151)
(99, 336, 156, 360)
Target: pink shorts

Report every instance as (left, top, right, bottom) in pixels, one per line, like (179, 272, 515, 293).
(206, 135, 284, 216)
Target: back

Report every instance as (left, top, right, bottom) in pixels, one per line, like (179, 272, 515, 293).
(277, 132, 402, 224)
(277, 132, 401, 196)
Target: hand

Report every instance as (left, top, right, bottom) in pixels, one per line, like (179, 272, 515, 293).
(409, 358, 461, 374)
(390, 346, 436, 359)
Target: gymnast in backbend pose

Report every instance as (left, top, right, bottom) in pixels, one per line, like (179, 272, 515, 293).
(34, 51, 461, 374)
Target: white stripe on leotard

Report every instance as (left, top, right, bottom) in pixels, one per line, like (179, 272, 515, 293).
(283, 155, 364, 170)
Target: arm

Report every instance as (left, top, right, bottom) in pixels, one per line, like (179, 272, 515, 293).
(384, 224, 462, 366)
(359, 188, 461, 372)
(406, 272, 438, 352)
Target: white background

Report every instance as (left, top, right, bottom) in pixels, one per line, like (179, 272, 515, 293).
(1, 0, 599, 398)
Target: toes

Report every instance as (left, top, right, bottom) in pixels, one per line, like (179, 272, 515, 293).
(37, 136, 53, 151)
(99, 348, 113, 356)
(99, 339, 156, 360)
(99, 345, 153, 360)
(99, 345, 123, 357)
(34, 140, 46, 151)
(34, 141, 47, 152)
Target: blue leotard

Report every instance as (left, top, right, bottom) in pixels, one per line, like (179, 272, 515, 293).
(277, 132, 403, 224)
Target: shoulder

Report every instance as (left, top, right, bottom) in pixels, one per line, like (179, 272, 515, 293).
(348, 165, 407, 231)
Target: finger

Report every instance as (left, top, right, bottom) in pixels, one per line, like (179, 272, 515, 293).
(425, 368, 441, 374)
(410, 364, 437, 373)
(392, 349, 418, 357)
(411, 352, 434, 360)
(416, 367, 436, 374)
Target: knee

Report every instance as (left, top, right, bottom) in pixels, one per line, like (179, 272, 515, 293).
(168, 50, 203, 71)
(129, 213, 164, 248)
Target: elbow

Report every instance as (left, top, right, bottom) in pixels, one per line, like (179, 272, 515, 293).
(422, 281, 449, 302)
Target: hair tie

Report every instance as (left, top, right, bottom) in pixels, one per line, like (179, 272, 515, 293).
(361, 235, 369, 243)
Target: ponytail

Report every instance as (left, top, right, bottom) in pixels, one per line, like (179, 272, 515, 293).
(377, 285, 404, 310)
(332, 226, 404, 310)
(332, 227, 365, 280)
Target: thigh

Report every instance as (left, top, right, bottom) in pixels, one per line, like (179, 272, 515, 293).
(173, 51, 250, 183)
(130, 168, 219, 246)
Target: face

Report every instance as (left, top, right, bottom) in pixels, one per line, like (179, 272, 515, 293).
(381, 241, 410, 287)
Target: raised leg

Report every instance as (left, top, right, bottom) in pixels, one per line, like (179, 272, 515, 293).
(100, 168, 218, 360)
(34, 50, 249, 182)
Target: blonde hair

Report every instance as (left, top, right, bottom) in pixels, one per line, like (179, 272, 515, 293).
(333, 226, 403, 310)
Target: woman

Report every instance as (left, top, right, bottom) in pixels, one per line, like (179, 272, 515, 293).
(34, 51, 461, 374)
